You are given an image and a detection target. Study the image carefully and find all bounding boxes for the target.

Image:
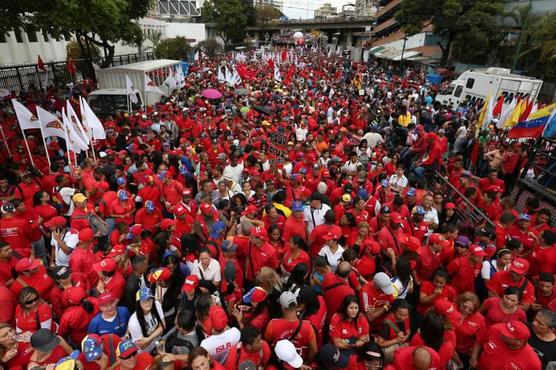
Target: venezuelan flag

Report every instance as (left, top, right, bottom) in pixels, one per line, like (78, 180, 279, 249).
(508, 102, 556, 139)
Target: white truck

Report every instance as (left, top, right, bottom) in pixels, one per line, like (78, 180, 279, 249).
(435, 67, 543, 109)
(88, 59, 182, 117)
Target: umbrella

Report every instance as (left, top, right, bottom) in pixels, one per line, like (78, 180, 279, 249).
(233, 88, 250, 96)
(253, 105, 272, 116)
(201, 89, 222, 100)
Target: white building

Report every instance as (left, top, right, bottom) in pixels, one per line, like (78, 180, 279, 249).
(315, 3, 338, 19)
(0, 29, 68, 65)
(355, 0, 377, 17)
(253, 0, 283, 11)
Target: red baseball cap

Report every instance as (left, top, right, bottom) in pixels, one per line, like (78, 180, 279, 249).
(362, 240, 381, 255)
(243, 205, 258, 215)
(242, 286, 268, 304)
(97, 292, 116, 305)
(499, 320, 531, 341)
(510, 258, 529, 275)
(44, 216, 67, 228)
(434, 299, 462, 328)
(429, 233, 450, 249)
(404, 236, 422, 254)
(93, 258, 117, 273)
(200, 203, 212, 215)
(445, 202, 456, 210)
(160, 218, 176, 231)
(147, 267, 171, 284)
(182, 275, 199, 293)
(64, 286, 87, 305)
(323, 230, 342, 241)
(107, 244, 127, 258)
(210, 305, 228, 332)
(250, 226, 267, 238)
(174, 206, 187, 217)
(182, 189, 192, 197)
(470, 244, 487, 257)
(390, 212, 403, 224)
(79, 228, 95, 243)
(15, 258, 41, 273)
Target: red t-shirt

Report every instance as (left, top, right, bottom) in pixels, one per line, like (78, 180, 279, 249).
(487, 271, 535, 305)
(447, 256, 482, 294)
(410, 331, 456, 369)
(416, 246, 442, 283)
(223, 341, 272, 370)
(15, 302, 52, 332)
(416, 281, 457, 315)
(264, 318, 316, 359)
(0, 256, 17, 284)
(113, 352, 154, 370)
(283, 216, 307, 243)
(322, 272, 355, 321)
(0, 217, 33, 256)
(329, 313, 369, 341)
(10, 265, 54, 298)
(281, 249, 311, 273)
(455, 311, 485, 354)
(385, 346, 440, 370)
(481, 297, 526, 326)
(58, 305, 98, 345)
(134, 208, 163, 233)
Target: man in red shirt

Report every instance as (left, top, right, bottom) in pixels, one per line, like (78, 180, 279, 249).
(224, 326, 271, 370)
(416, 233, 449, 283)
(0, 202, 33, 258)
(70, 228, 99, 288)
(487, 258, 535, 310)
(507, 214, 536, 252)
(160, 172, 185, 210)
(94, 258, 126, 301)
(378, 212, 407, 270)
(0, 241, 16, 285)
(478, 169, 506, 194)
(322, 261, 355, 322)
(114, 338, 154, 370)
(283, 201, 308, 243)
(264, 291, 318, 365)
(71, 193, 93, 231)
(471, 320, 541, 370)
(134, 200, 162, 233)
(447, 244, 486, 294)
(359, 272, 396, 325)
(243, 226, 279, 283)
(10, 257, 54, 298)
(385, 346, 441, 370)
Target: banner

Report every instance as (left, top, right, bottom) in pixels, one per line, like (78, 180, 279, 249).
(36, 106, 65, 139)
(12, 99, 41, 130)
(62, 108, 88, 153)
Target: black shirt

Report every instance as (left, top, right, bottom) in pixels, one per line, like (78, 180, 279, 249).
(527, 323, 556, 369)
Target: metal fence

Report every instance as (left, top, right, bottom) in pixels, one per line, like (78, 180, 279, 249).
(0, 52, 155, 93)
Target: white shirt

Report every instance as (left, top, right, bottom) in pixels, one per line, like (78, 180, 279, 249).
(361, 132, 384, 149)
(128, 300, 165, 353)
(295, 126, 308, 141)
(192, 258, 222, 283)
(342, 160, 361, 174)
(223, 162, 244, 184)
(389, 174, 408, 191)
(304, 203, 332, 234)
(59, 187, 76, 216)
(481, 259, 502, 280)
(319, 244, 345, 272)
(423, 207, 439, 234)
(52, 228, 79, 267)
(201, 327, 241, 364)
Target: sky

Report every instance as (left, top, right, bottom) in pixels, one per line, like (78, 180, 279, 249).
(281, 0, 354, 19)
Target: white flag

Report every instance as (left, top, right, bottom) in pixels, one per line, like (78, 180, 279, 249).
(232, 67, 242, 86)
(274, 64, 281, 83)
(80, 97, 106, 140)
(144, 74, 163, 95)
(225, 66, 234, 87)
(498, 97, 517, 129)
(126, 75, 138, 104)
(175, 66, 185, 88)
(62, 107, 88, 153)
(12, 99, 41, 130)
(36, 106, 66, 139)
(217, 66, 225, 84)
(194, 51, 199, 62)
(66, 100, 90, 144)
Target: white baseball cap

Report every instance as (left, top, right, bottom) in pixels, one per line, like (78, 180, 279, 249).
(275, 340, 303, 368)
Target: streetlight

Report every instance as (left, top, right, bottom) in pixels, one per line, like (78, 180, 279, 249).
(400, 36, 408, 71)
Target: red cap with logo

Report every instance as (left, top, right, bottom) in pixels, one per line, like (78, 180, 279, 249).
(182, 275, 199, 293)
(499, 320, 531, 341)
(160, 218, 176, 231)
(250, 226, 267, 238)
(429, 233, 450, 248)
(210, 305, 228, 332)
(79, 228, 95, 243)
(470, 244, 487, 257)
(510, 258, 529, 275)
(93, 258, 117, 273)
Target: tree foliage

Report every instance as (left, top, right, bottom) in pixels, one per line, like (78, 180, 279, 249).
(396, 0, 505, 65)
(197, 38, 222, 58)
(0, 0, 151, 68)
(155, 37, 192, 60)
(255, 4, 282, 29)
(517, 11, 556, 77)
(202, 0, 249, 45)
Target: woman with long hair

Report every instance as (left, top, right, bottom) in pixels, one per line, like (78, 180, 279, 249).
(410, 312, 455, 369)
(281, 236, 310, 278)
(376, 298, 411, 364)
(187, 346, 225, 370)
(230, 286, 269, 330)
(0, 323, 31, 368)
(256, 267, 283, 319)
(15, 287, 54, 338)
(57, 286, 97, 345)
(329, 295, 370, 355)
(127, 287, 166, 353)
(297, 286, 327, 347)
(32, 190, 57, 230)
(267, 224, 286, 261)
(453, 292, 485, 369)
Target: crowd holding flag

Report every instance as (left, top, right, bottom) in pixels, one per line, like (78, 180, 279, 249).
(509, 103, 556, 138)
(11, 98, 40, 166)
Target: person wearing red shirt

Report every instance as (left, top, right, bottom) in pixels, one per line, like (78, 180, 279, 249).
(478, 169, 506, 194)
(137, 176, 162, 210)
(378, 212, 407, 272)
(173, 205, 194, 236)
(532, 273, 556, 311)
(470, 320, 541, 370)
(223, 326, 271, 370)
(243, 226, 279, 283)
(264, 291, 318, 365)
(94, 258, 126, 301)
(15, 287, 54, 334)
(110, 190, 135, 226)
(134, 200, 162, 233)
(69, 228, 99, 288)
(160, 172, 185, 209)
(507, 214, 536, 251)
(480, 287, 527, 327)
(487, 258, 535, 309)
(368, 206, 391, 237)
(453, 292, 485, 367)
(79, 333, 123, 370)
(530, 229, 556, 276)
(70, 193, 94, 231)
(384, 346, 441, 370)
(58, 286, 98, 345)
(495, 212, 516, 249)
(0, 241, 16, 285)
(282, 201, 308, 243)
(19, 172, 42, 209)
(415, 233, 449, 283)
(322, 262, 356, 322)
(329, 295, 370, 351)
(447, 245, 486, 294)
(113, 338, 154, 370)
(193, 203, 218, 244)
(417, 268, 457, 316)
(0, 202, 33, 258)
(10, 258, 54, 298)
(359, 272, 396, 325)
(173, 189, 197, 219)
(280, 236, 310, 275)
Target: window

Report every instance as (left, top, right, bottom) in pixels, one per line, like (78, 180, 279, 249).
(14, 28, 22, 43)
(27, 30, 37, 42)
(466, 78, 475, 89)
(0, 33, 6, 43)
(42, 31, 49, 42)
(454, 85, 463, 97)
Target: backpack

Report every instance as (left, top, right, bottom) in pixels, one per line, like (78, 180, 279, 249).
(73, 213, 109, 237)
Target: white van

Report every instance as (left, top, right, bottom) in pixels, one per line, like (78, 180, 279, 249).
(435, 67, 543, 109)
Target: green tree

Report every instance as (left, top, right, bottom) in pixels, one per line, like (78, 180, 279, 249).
(0, 0, 151, 69)
(197, 38, 222, 57)
(155, 37, 192, 60)
(517, 11, 556, 77)
(202, 0, 248, 45)
(396, 0, 505, 65)
(255, 4, 282, 30)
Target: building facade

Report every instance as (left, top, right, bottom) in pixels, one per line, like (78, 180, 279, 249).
(253, 0, 283, 11)
(315, 3, 338, 19)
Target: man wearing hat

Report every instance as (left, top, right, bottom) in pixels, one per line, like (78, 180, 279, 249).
(416, 233, 450, 283)
(110, 190, 135, 226)
(160, 171, 186, 211)
(264, 291, 318, 366)
(359, 272, 396, 324)
(406, 206, 429, 243)
(447, 245, 486, 294)
(243, 226, 279, 284)
(487, 258, 535, 309)
(70, 193, 93, 231)
(134, 200, 163, 233)
(46, 216, 79, 268)
(470, 320, 541, 370)
(93, 258, 125, 301)
(0, 202, 33, 258)
(114, 338, 154, 370)
(69, 228, 99, 288)
(507, 213, 536, 251)
(378, 212, 407, 267)
(304, 193, 331, 234)
(200, 305, 241, 364)
(283, 201, 308, 244)
(369, 206, 392, 237)
(79, 333, 122, 369)
(10, 257, 54, 298)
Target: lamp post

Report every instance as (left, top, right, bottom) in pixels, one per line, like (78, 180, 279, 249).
(400, 36, 408, 71)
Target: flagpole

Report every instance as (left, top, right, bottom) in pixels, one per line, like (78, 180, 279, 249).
(90, 140, 97, 162)
(19, 124, 36, 168)
(62, 108, 73, 168)
(0, 126, 11, 157)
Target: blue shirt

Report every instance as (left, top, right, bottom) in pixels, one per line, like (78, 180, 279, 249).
(87, 306, 130, 337)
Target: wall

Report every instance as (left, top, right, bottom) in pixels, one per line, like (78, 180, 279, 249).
(0, 30, 68, 65)
(165, 22, 206, 45)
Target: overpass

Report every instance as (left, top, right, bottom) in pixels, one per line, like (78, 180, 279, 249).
(246, 16, 375, 47)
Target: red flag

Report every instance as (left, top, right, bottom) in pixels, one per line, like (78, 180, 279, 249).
(519, 98, 533, 122)
(283, 65, 296, 86)
(492, 95, 504, 117)
(37, 55, 46, 71)
(281, 49, 288, 62)
(67, 58, 76, 76)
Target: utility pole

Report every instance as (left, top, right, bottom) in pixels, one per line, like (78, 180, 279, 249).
(511, 0, 533, 72)
(400, 36, 408, 71)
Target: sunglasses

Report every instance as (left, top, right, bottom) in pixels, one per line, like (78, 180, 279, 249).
(24, 297, 38, 305)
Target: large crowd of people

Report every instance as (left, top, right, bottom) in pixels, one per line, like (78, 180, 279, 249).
(0, 47, 553, 370)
